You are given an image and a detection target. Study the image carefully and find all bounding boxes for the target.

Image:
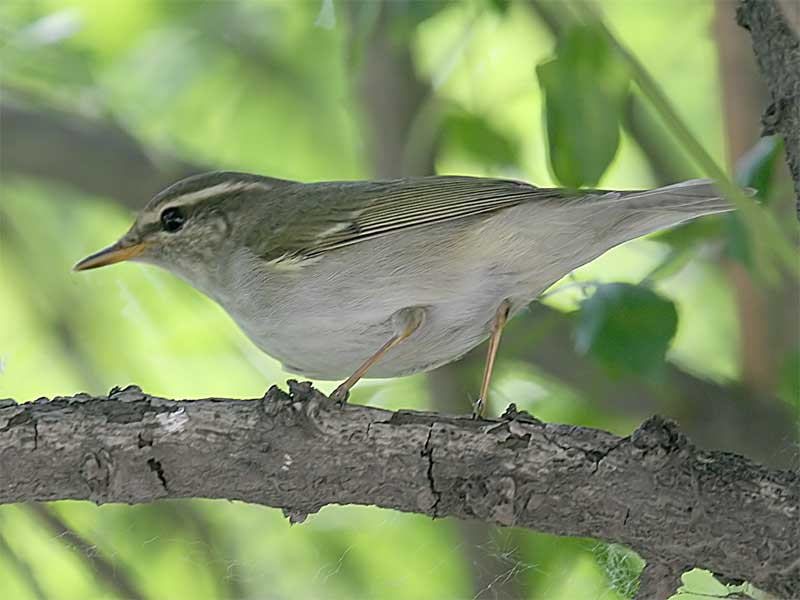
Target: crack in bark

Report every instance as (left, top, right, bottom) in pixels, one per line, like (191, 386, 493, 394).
(422, 423, 441, 518)
(591, 438, 626, 475)
(147, 458, 168, 491)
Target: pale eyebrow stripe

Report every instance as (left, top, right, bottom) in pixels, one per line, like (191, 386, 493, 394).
(141, 181, 269, 224)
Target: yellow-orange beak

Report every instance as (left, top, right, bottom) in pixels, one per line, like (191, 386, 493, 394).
(73, 240, 148, 271)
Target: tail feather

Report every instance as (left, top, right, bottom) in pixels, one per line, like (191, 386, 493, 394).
(586, 178, 745, 244)
(616, 179, 735, 216)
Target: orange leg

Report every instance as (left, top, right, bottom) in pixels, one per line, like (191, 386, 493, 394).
(330, 307, 425, 404)
(472, 300, 511, 419)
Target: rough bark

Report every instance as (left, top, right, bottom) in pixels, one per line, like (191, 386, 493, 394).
(737, 0, 800, 218)
(1, 384, 797, 599)
(635, 563, 683, 600)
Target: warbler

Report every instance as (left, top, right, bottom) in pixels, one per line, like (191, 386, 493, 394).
(75, 172, 732, 416)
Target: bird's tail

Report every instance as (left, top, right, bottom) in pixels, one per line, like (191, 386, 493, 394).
(585, 178, 739, 245)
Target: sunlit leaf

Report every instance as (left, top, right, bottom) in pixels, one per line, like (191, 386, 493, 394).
(536, 25, 630, 188)
(575, 283, 678, 377)
(676, 569, 729, 597)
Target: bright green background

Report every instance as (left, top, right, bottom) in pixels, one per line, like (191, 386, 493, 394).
(0, 1, 795, 599)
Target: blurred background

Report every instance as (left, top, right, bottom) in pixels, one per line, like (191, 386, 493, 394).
(0, 1, 797, 599)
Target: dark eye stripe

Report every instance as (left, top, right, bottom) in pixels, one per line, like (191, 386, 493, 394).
(160, 207, 186, 232)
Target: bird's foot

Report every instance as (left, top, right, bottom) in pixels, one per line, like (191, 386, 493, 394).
(471, 396, 485, 420)
(330, 384, 350, 406)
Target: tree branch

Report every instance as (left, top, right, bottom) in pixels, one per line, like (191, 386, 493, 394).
(737, 0, 800, 218)
(1, 383, 797, 598)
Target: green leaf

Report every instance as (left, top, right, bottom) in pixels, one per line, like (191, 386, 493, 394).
(443, 111, 520, 167)
(723, 136, 784, 265)
(735, 136, 783, 200)
(536, 25, 631, 188)
(575, 283, 678, 377)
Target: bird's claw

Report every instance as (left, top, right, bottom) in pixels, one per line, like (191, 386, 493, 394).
(471, 397, 485, 420)
(330, 385, 350, 406)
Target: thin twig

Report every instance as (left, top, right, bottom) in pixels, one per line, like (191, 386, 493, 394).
(25, 503, 147, 600)
(0, 528, 48, 600)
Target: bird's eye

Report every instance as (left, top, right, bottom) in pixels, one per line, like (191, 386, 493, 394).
(160, 207, 186, 232)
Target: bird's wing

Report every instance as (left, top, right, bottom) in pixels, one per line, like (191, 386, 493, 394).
(259, 176, 566, 263)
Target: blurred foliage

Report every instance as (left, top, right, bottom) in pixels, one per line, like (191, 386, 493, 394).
(537, 24, 630, 188)
(0, 0, 796, 599)
(722, 136, 786, 265)
(575, 283, 678, 379)
(442, 109, 520, 169)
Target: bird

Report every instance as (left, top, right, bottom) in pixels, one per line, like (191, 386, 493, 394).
(74, 171, 733, 417)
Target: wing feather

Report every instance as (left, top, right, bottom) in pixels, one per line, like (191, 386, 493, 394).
(259, 176, 565, 263)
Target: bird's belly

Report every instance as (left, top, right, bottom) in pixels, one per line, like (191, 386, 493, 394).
(224, 266, 531, 380)
(234, 291, 505, 380)
(218, 219, 558, 380)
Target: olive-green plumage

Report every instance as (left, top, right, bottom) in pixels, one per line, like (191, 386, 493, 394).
(76, 171, 732, 405)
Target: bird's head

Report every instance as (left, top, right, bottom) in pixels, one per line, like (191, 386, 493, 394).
(74, 171, 288, 283)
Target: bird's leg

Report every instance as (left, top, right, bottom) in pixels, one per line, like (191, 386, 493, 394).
(472, 299, 511, 419)
(330, 307, 425, 404)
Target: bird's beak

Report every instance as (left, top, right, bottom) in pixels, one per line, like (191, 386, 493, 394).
(73, 239, 148, 272)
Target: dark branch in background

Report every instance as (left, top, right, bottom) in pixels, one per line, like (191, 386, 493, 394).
(0, 385, 797, 599)
(0, 530, 47, 600)
(737, 0, 800, 219)
(0, 98, 205, 210)
(25, 503, 147, 600)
